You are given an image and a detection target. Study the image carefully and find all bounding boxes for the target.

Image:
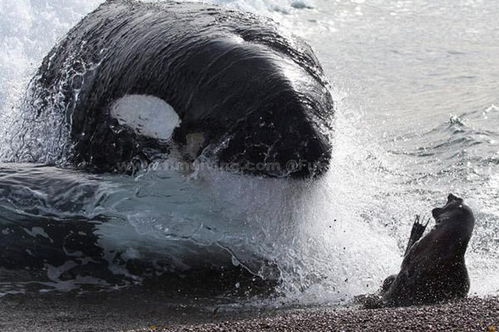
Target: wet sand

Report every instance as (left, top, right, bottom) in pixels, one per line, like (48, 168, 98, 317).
(0, 290, 497, 331)
(164, 297, 499, 332)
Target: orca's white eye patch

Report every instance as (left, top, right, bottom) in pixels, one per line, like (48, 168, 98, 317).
(110, 95, 181, 140)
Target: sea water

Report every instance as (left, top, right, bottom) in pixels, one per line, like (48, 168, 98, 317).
(0, 0, 497, 305)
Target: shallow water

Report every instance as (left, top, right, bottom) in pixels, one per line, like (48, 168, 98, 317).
(0, 0, 498, 306)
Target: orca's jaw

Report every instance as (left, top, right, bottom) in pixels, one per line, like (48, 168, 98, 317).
(213, 117, 332, 179)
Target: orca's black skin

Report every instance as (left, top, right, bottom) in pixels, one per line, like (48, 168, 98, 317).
(0, 214, 278, 292)
(31, 0, 334, 178)
(0, 216, 110, 276)
(380, 194, 475, 307)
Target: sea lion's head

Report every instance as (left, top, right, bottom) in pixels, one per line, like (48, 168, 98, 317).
(431, 194, 475, 240)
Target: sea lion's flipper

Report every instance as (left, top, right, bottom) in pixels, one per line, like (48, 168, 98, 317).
(353, 294, 384, 309)
(380, 274, 397, 294)
(403, 215, 430, 256)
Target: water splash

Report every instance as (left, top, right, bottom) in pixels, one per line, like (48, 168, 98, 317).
(0, 0, 498, 304)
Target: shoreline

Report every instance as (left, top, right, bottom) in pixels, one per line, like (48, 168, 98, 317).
(1, 289, 496, 331)
(160, 297, 498, 332)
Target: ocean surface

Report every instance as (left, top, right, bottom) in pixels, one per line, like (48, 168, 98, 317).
(0, 0, 497, 307)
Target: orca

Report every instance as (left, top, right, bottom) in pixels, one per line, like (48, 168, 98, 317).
(30, 0, 334, 178)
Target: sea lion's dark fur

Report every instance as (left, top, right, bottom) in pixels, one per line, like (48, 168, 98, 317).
(362, 194, 475, 308)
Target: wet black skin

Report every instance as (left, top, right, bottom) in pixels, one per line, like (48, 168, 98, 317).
(30, 0, 334, 178)
(380, 194, 475, 307)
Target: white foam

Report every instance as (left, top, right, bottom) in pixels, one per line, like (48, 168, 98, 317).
(110, 94, 181, 141)
(0, 0, 103, 162)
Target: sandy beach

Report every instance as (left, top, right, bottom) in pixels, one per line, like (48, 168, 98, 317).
(159, 297, 499, 332)
(0, 289, 497, 331)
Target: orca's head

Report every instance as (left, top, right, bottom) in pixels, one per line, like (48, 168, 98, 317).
(212, 93, 333, 178)
(179, 104, 332, 178)
(431, 194, 475, 239)
(173, 39, 334, 179)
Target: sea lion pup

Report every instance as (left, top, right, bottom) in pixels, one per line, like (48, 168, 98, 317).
(362, 194, 475, 308)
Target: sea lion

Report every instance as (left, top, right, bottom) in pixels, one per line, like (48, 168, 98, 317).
(364, 194, 475, 307)
(27, 0, 334, 178)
